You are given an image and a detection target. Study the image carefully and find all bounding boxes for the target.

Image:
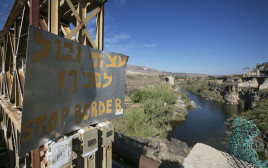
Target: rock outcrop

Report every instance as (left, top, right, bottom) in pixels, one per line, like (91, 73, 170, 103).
(114, 132, 190, 167)
(223, 86, 240, 104)
(183, 143, 254, 168)
(190, 100, 196, 109)
(210, 83, 260, 109)
(172, 86, 189, 121)
(259, 78, 268, 90)
(238, 78, 258, 88)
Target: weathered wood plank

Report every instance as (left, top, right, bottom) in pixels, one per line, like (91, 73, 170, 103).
(0, 98, 21, 132)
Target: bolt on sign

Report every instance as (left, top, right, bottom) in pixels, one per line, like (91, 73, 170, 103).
(19, 26, 128, 156)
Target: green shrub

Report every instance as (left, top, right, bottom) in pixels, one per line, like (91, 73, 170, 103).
(115, 84, 178, 138)
(241, 99, 268, 131)
(133, 85, 176, 128)
(143, 99, 170, 128)
(131, 84, 177, 104)
(114, 106, 156, 138)
(131, 90, 143, 103)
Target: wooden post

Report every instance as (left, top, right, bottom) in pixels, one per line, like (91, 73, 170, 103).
(48, 0, 59, 34)
(29, 1, 40, 167)
(77, 0, 87, 45)
(29, 0, 39, 27)
(96, 5, 104, 51)
(31, 148, 40, 168)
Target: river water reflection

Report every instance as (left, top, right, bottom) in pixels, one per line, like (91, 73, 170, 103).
(170, 90, 244, 151)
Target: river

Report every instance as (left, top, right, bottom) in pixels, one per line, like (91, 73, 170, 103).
(170, 90, 244, 151)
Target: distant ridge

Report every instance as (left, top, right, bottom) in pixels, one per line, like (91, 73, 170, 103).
(127, 64, 208, 77)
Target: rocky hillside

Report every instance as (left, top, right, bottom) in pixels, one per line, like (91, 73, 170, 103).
(127, 64, 165, 74)
(127, 64, 208, 77)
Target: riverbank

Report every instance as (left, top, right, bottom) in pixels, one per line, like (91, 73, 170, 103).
(178, 78, 268, 109)
(178, 78, 224, 102)
(170, 90, 242, 151)
(177, 78, 268, 159)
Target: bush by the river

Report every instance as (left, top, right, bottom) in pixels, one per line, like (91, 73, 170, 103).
(113, 84, 177, 138)
(241, 98, 268, 131)
(114, 106, 157, 137)
(131, 84, 177, 105)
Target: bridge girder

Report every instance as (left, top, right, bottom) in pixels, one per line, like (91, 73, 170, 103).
(0, 0, 106, 167)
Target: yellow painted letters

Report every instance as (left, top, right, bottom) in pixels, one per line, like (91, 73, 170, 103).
(46, 112, 58, 133)
(21, 120, 34, 144)
(36, 115, 47, 136)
